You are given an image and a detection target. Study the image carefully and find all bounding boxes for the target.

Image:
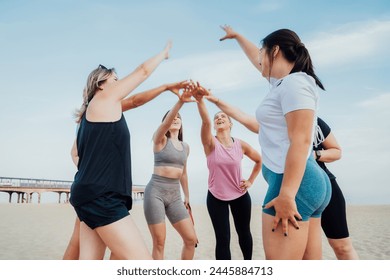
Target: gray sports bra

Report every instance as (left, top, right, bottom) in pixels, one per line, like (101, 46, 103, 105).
(154, 138, 187, 168)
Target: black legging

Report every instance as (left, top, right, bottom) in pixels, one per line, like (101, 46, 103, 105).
(207, 190, 253, 260)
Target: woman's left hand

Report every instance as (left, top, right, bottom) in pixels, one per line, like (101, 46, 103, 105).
(263, 195, 302, 236)
(240, 179, 252, 192)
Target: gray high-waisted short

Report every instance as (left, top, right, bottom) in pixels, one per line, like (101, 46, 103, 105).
(143, 174, 189, 225)
(262, 156, 331, 221)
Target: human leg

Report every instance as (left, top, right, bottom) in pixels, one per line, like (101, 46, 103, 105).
(327, 237, 359, 260)
(96, 215, 152, 260)
(148, 222, 167, 260)
(172, 218, 197, 260)
(78, 221, 106, 260)
(207, 191, 231, 260)
(230, 192, 253, 260)
(63, 217, 80, 260)
(262, 212, 309, 259)
(302, 217, 322, 260)
(321, 179, 359, 259)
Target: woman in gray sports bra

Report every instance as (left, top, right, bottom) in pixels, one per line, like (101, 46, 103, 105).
(143, 90, 198, 260)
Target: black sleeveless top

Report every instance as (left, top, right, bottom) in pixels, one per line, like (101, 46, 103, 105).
(313, 117, 336, 180)
(70, 114, 132, 207)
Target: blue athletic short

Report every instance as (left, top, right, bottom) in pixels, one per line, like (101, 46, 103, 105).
(262, 156, 331, 221)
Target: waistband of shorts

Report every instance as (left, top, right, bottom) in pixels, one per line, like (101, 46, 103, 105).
(151, 174, 180, 184)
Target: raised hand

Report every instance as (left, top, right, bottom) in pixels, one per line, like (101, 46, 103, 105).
(163, 40, 172, 59)
(166, 80, 190, 98)
(219, 24, 238, 41)
(180, 85, 198, 103)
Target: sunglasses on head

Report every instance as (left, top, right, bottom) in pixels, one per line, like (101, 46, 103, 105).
(98, 64, 108, 70)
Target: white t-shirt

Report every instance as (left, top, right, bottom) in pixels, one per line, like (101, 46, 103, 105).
(255, 72, 319, 173)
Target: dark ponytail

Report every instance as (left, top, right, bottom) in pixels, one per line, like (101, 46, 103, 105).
(262, 29, 325, 90)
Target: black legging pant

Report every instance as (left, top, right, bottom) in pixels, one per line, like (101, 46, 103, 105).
(207, 191, 253, 260)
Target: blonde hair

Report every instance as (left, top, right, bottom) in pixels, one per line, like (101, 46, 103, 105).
(74, 65, 116, 123)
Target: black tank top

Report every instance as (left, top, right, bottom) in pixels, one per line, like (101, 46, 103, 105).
(70, 114, 132, 207)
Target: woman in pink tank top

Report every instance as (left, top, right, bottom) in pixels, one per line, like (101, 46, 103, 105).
(192, 82, 262, 260)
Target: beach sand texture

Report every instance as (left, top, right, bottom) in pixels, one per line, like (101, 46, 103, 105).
(0, 203, 389, 260)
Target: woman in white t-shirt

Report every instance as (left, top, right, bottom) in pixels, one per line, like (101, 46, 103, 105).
(196, 26, 331, 259)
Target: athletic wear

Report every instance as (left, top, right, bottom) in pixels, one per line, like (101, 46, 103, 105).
(207, 137, 244, 201)
(255, 72, 318, 173)
(144, 174, 189, 225)
(70, 113, 133, 228)
(262, 156, 331, 221)
(154, 138, 187, 168)
(314, 117, 349, 238)
(207, 191, 253, 260)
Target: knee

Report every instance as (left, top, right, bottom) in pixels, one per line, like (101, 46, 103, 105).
(152, 235, 166, 250)
(330, 240, 353, 257)
(183, 233, 198, 247)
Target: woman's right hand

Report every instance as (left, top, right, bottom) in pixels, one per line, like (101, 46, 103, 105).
(219, 24, 238, 41)
(166, 80, 190, 98)
(163, 40, 172, 59)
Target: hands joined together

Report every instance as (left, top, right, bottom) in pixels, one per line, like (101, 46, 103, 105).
(166, 80, 217, 104)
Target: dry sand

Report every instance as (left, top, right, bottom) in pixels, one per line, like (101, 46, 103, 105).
(0, 203, 389, 260)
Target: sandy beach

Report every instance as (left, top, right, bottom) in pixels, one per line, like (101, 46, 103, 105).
(0, 203, 389, 260)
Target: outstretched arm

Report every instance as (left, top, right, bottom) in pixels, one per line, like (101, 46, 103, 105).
(200, 88, 259, 133)
(121, 80, 189, 111)
(105, 41, 172, 101)
(220, 25, 261, 72)
(195, 98, 214, 156)
(153, 89, 195, 146)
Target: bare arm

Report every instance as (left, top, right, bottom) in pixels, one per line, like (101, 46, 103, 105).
(203, 91, 259, 133)
(104, 41, 172, 101)
(195, 98, 214, 156)
(121, 80, 189, 111)
(220, 25, 262, 72)
(153, 90, 195, 147)
(180, 144, 190, 206)
(314, 132, 342, 163)
(70, 139, 79, 167)
(239, 140, 262, 191)
(264, 109, 314, 234)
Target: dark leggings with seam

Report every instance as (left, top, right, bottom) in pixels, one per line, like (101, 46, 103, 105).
(207, 190, 253, 260)
(321, 178, 349, 239)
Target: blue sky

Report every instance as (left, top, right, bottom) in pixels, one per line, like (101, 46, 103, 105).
(1, 0, 389, 205)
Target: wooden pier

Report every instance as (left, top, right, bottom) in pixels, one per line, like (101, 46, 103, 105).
(0, 177, 145, 204)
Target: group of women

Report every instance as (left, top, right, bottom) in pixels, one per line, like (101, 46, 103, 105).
(63, 25, 358, 260)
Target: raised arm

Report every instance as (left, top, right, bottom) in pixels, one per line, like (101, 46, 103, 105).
(121, 80, 189, 111)
(198, 87, 259, 133)
(220, 25, 262, 72)
(105, 41, 172, 101)
(195, 98, 214, 156)
(153, 90, 195, 147)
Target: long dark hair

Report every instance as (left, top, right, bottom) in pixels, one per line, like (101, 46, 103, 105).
(162, 111, 183, 141)
(261, 29, 325, 90)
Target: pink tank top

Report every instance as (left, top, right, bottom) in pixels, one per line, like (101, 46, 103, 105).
(207, 137, 244, 200)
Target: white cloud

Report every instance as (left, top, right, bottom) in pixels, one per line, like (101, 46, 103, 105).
(308, 20, 390, 68)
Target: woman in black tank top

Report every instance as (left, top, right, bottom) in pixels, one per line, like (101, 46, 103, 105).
(63, 42, 191, 260)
